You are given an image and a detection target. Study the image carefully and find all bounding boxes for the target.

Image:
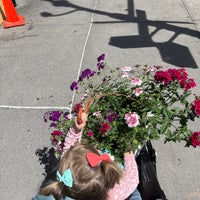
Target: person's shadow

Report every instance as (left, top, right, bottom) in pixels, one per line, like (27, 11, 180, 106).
(35, 147, 59, 187)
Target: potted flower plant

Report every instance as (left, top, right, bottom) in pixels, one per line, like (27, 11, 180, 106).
(44, 54, 200, 163)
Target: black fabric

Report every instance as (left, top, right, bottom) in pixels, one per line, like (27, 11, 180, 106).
(136, 141, 167, 200)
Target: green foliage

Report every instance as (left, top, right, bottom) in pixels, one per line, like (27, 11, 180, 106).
(45, 55, 200, 162)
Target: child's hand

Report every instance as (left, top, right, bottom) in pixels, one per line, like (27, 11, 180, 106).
(74, 112, 88, 131)
(124, 151, 134, 157)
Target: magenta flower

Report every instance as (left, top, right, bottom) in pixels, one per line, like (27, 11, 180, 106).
(99, 123, 111, 134)
(167, 68, 188, 81)
(192, 99, 200, 116)
(87, 130, 94, 138)
(190, 132, 200, 147)
(154, 70, 172, 84)
(51, 130, 63, 136)
(73, 103, 82, 114)
(179, 78, 196, 91)
(124, 112, 140, 127)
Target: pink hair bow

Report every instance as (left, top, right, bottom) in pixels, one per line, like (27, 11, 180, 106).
(86, 152, 111, 167)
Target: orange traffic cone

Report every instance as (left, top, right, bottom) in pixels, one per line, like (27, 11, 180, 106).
(2, 0, 25, 28)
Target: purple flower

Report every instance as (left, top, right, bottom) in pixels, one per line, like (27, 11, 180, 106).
(50, 122, 56, 127)
(102, 78, 107, 82)
(97, 53, 105, 62)
(43, 112, 49, 122)
(107, 112, 119, 123)
(97, 63, 105, 70)
(70, 81, 78, 91)
(79, 68, 93, 81)
(89, 71, 96, 77)
(49, 111, 62, 122)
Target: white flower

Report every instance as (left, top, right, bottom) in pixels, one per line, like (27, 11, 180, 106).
(133, 87, 143, 96)
(131, 77, 143, 86)
(81, 95, 87, 100)
(121, 66, 132, 72)
(147, 66, 156, 72)
(93, 111, 101, 117)
(121, 72, 129, 78)
(147, 111, 154, 117)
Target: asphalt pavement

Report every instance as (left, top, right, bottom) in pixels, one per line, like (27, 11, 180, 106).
(0, 0, 200, 200)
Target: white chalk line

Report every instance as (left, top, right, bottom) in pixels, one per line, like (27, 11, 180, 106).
(0, 1, 98, 111)
(0, 105, 71, 110)
(71, 0, 98, 105)
(182, 0, 199, 31)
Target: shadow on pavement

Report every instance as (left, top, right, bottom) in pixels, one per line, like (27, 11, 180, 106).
(40, 0, 200, 68)
(35, 147, 59, 186)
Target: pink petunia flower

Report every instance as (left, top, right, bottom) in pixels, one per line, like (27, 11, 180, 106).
(133, 88, 143, 96)
(124, 112, 140, 127)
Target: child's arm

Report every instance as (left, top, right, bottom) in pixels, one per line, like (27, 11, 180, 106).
(108, 151, 139, 200)
(62, 112, 87, 153)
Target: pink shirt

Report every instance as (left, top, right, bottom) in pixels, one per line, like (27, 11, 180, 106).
(63, 127, 139, 200)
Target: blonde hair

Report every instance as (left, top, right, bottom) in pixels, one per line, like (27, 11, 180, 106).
(39, 143, 122, 200)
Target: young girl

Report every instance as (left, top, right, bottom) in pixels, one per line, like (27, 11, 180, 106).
(33, 112, 140, 200)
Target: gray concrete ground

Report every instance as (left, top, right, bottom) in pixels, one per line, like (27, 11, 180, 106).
(0, 0, 200, 199)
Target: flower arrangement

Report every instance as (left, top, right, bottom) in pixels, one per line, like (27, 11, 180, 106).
(44, 54, 200, 162)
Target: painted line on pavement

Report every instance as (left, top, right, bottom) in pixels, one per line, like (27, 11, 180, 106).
(182, 0, 199, 31)
(71, 0, 98, 105)
(0, 1, 99, 111)
(0, 105, 71, 110)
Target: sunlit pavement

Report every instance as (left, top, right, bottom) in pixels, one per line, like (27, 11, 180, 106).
(0, 0, 200, 199)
